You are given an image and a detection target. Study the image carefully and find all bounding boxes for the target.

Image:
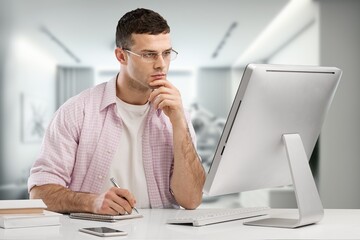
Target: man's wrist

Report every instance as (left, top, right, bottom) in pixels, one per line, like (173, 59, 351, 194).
(169, 110, 187, 127)
(83, 193, 97, 213)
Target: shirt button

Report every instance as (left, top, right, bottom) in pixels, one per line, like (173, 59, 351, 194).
(98, 175, 103, 179)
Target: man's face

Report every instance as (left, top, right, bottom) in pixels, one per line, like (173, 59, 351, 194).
(124, 33, 172, 92)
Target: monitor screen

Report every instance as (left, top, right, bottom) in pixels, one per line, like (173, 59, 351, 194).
(203, 64, 341, 228)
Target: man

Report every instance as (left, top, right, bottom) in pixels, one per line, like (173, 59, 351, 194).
(28, 8, 205, 214)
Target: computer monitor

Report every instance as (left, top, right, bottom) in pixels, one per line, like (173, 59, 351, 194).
(203, 64, 342, 228)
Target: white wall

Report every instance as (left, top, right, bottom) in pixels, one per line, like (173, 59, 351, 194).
(267, 19, 319, 65)
(318, 0, 360, 208)
(2, 35, 57, 185)
(195, 68, 233, 119)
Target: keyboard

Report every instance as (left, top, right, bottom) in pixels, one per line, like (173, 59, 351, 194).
(166, 206, 270, 227)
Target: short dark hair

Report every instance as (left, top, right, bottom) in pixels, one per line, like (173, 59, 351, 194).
(115, 8, 170, 49)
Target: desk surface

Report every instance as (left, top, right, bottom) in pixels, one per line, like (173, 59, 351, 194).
(1, 209, 360, 239)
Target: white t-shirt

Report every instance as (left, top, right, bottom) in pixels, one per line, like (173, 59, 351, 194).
(101, 97, 151, 208)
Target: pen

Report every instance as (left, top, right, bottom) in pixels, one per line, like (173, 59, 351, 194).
(110, 177, 139, 214)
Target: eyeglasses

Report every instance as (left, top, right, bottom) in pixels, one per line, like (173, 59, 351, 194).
(124, 48, 178, 63)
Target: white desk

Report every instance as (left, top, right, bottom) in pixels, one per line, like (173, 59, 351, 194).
(1, 209, 360, 239)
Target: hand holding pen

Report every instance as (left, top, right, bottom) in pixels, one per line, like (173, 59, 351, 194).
(110, 177, 139, 214)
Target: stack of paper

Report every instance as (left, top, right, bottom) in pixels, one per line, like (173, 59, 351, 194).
(0, 199, 61, 229)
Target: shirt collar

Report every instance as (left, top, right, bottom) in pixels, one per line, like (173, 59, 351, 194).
(100, 74, 163, 117)
(100, 75, 117, 111)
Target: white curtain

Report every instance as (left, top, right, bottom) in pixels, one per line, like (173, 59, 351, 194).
(56, 66, 94, 109)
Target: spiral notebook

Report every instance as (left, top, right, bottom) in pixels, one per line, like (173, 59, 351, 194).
(69, 212, 143, 222)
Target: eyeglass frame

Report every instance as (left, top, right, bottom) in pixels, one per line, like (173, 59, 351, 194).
(122, 48, 178, 62)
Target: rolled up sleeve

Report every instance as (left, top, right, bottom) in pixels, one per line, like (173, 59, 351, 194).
(28, 95, 84, 192)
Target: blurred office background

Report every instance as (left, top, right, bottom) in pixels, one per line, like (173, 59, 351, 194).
(0, 0, 359, 209)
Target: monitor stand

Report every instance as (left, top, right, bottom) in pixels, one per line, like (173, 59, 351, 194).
(244, 133, 324, 228)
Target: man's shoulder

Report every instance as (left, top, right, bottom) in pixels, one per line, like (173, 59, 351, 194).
(79, 81, 108, 100)
(61, 81, 109, 110)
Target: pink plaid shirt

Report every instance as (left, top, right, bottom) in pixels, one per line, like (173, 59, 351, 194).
(28, 77, 197, 208)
